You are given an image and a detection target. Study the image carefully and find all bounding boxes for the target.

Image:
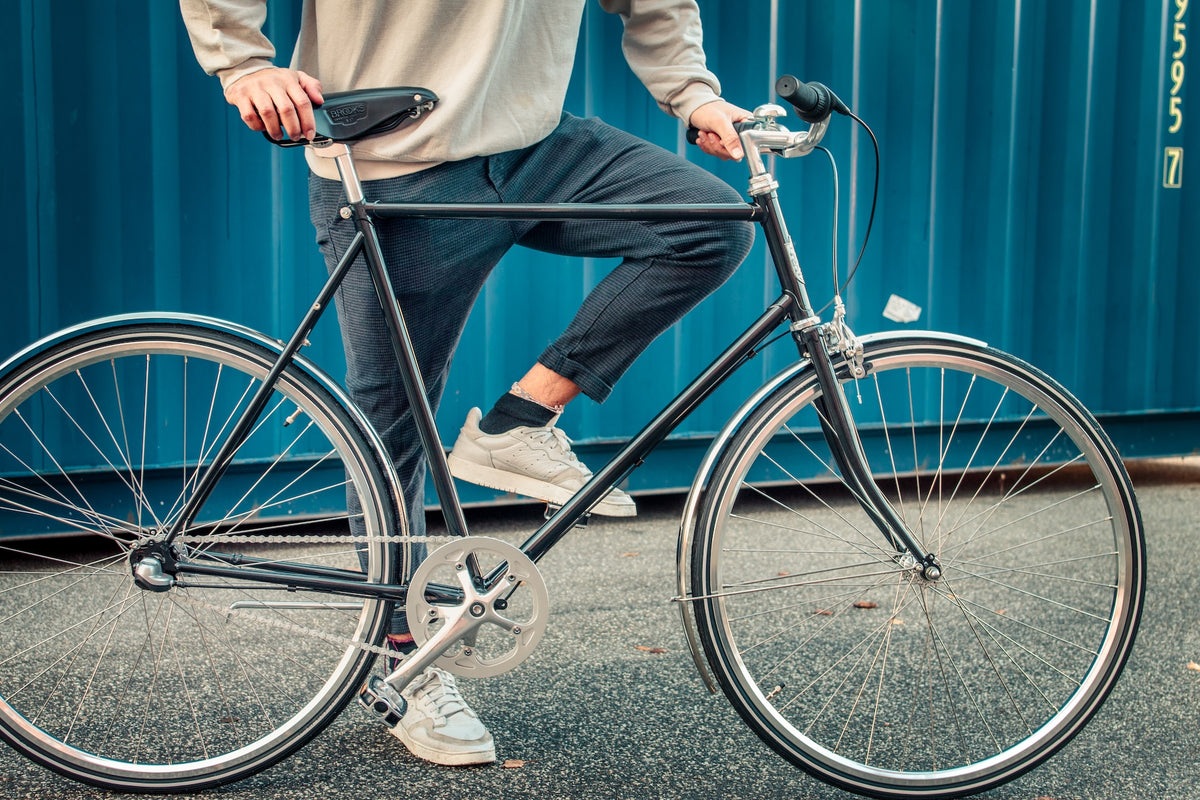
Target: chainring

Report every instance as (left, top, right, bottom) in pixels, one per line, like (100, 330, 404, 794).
(406, 537, 549, 678)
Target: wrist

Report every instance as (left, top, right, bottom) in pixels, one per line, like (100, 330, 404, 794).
(676, 82, 722, 126)
(218, 59, 276, 92)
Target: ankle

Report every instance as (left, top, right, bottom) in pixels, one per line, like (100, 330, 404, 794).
(479, 387, 558, 434)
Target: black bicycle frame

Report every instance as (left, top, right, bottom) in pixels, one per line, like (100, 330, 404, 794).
(169, 191, 934, 600)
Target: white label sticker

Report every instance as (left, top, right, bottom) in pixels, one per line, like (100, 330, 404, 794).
(883, 294, 922, 324)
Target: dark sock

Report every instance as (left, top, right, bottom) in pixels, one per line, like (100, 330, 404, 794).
(385, 632, 415, 673)
(479, 392, 556, 434)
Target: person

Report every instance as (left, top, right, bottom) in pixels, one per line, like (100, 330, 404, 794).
(180, 0, 755, 768)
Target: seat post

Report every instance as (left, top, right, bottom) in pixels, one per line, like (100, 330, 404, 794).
(312, 142, 365, 205)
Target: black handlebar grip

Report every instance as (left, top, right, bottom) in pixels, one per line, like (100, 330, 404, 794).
(685, 119, 760, 146)
(775, 75, 850, 123)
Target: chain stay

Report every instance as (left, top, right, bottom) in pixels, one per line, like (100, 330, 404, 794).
(177, 533, 458, 545)
(162, 532, 460, 659)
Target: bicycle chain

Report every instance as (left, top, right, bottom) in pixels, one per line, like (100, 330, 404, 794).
(168, 532, 461, 660)
(177, 533, 458, 546)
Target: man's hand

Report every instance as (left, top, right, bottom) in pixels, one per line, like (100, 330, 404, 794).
(224, 68, 325, 141)
(688, 100, 752, 161)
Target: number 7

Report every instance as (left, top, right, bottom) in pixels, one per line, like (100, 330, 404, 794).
(1164, 147, 1183, 188)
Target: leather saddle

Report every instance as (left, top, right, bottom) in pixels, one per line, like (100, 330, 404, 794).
(268, 87, 438, 145)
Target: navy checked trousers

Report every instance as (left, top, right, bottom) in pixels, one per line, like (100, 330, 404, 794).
(309, 114, 754, 626)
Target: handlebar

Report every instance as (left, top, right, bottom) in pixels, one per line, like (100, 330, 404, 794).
(685, 75, 850, 159)
(684, 119, 760, 147)
(774, 76, 850, 123)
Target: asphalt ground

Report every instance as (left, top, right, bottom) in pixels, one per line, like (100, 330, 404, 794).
(0, 458, 1197, 800)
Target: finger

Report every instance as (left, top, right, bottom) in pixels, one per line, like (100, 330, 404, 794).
(264, 84, 306, 140)
(251, 90, 286, 140)
(232, 96, 267, 133)
(296, 70, 325, 106)
(698, 130, 735, 162)
(715, 119, 744, 161)
(285, 82, 318, 140)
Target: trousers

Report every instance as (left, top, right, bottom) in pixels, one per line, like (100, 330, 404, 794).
(308, 114, 754, 631)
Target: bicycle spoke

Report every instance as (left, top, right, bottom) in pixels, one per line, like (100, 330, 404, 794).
(0, 326, 396, 787)
(693, 340, 1142, 795)
(73, 367, 166, 531)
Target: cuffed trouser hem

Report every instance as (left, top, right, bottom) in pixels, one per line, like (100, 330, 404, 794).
(537, 344, 615, 403)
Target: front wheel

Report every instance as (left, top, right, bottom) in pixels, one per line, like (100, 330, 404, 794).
(0, 319, 402, 792)
(691, 336, 1144, 798)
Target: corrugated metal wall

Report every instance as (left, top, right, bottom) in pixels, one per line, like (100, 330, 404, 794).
(4, 0, 1196, 516)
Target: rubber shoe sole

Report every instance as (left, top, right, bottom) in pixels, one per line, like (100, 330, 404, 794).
(389, 722, 496, 766)
(447, 451, 637, 517)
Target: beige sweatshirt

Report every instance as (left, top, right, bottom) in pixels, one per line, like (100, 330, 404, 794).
(180, 0, 724, 180)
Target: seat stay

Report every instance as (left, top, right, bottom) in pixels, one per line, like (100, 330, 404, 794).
(162, 231, 365, 544)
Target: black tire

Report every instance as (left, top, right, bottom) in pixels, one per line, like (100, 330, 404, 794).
(0, 321, 402, 791)
(691, 336, 1144, 798)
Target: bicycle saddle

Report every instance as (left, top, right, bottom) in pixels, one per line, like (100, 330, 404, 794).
(311, 87, 438, 142)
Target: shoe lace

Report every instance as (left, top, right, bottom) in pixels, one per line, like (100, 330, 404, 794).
(415, 668, 471, 722)
(527, 427, 586, 470)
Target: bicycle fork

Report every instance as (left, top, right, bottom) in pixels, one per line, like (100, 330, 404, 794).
(795, 320, 942, 580)
(751, 158, 940, 580)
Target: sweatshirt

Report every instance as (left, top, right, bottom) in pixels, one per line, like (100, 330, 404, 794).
(179, 0, 724, 180)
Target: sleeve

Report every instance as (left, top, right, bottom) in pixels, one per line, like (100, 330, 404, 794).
(178, 0, 277, 90)
(598, 0, 723, 123)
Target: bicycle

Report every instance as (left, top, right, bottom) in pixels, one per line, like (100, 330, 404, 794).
(0, 77, 1144, 798)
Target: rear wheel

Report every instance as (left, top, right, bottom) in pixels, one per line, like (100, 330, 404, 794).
(691, 337, 1144, 797)
(0, 321, 402, 791)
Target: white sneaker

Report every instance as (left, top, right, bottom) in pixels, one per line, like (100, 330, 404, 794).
(391, 667, 495, 766)
(447, 407, 637, 517)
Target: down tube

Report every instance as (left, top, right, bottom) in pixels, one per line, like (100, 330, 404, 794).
(519, 294, 797, 562)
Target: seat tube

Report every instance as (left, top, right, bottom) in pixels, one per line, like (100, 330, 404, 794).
(314, 142, 470, 538)
(350, 206, 470, 539)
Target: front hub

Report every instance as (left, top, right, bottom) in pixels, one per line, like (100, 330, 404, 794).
(898, 552, 944, 584)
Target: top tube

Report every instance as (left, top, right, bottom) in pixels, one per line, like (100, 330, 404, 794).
(364, 201, 762, 222)
(311, 101, 830, 217)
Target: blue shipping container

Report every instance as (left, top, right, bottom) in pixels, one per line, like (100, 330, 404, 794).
(2, 0, 1196, 532)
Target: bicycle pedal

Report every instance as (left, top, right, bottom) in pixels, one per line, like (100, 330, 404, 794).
(358, 675, 407, 728)
(544, 503, 590, 528)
